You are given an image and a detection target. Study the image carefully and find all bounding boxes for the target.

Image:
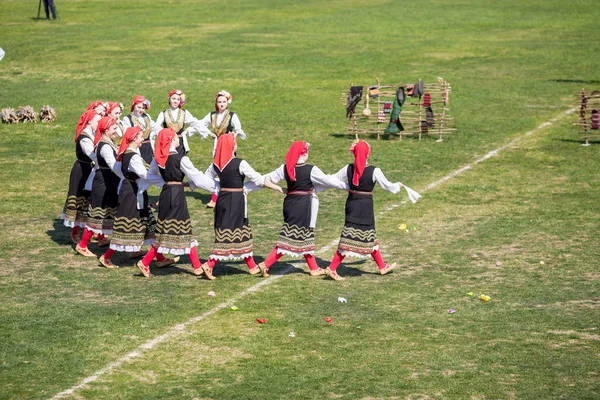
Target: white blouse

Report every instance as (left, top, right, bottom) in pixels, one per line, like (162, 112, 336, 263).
(144, 154, 218, 194)
(334, 165, 401, 194)
(266, 164, 348, 192)
(121, 113, 161, 148)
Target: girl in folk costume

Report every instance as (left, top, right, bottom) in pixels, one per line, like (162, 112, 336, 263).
(200, 133, 283, 280)
(75, 117, 123, 265)
(325, 140, 410, 281)
(106, 102, 126, 145)
(144, 128, 219, 276)
(153, 90, 209, 156)
(98, 127, 175, 273)
(121, 95, 160, 165)
(62, 110, 101, 244)
(258, 141, 348, 278)
(197, 90, 247, 208)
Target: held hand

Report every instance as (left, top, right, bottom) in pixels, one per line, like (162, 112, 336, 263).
(282, 187, 288, 195)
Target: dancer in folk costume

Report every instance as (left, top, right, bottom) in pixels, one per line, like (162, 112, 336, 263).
(258, 141, 348, 277)
(197, 90, 247, 208)
(62, 110, 101, 244)
(200, 133, 283, 280)
(153, 90, 209, 156)
(75, 117, 123, 259)
(106, 102, 126, 145)
(99, 127, 175, 274)
(121, 95, 160, 165)
(325, 140, 411, 281)
(143, 128, 219, 276)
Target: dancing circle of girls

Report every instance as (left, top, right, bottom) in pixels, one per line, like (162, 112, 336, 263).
(61, 90, 420, 281)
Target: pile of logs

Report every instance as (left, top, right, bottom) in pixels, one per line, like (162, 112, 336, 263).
(574, 89, 600, 146)
(342, 77, 454, 141)
(1, 105, 56, 124)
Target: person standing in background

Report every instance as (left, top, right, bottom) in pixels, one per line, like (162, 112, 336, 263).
(43, 0, 57, 20)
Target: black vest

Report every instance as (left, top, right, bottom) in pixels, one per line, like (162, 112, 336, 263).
(214, 158, 244, 188)
(96, 142, 116, 169)
(210, 111, 235, 133)
(347, 165, 376, 192)
(121, 151, 141, 181)
(284, 164, 314, 192)
(159, 153, 185, 182)
(75, 132, 93, 163)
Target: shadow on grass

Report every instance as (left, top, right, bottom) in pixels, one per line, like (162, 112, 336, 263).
(550, 79, 600, 85)
(554, 138, 600, 145)
(328, 131, 440, 142)
(48, 218, 75, 246)
(185, 189, 212, 205)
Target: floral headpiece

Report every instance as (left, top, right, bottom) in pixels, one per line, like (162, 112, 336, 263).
(168, 90, 186, 108)
(215, 90, 232, 104)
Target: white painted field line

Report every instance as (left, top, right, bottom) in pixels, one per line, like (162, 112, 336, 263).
(49, 106, 576, 399)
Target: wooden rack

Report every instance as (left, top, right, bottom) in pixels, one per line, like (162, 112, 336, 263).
(573, 88, 600, 146)
(341, 77, 454, 141)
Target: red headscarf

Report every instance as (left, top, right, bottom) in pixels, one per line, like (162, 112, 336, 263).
(285, 141, 310, 181)
(87, 100, 104, 111)
(94, 117, 117, 146)
(213, 133, 236, 171)
(117, 126, 142, 161)
(106, 102, 123, 116)
(214, 90, 232, 112)
(349, 140, 371, 186)
(75, 110, 100, 142)
(130, 95, 150, 112)
(154, 128, 176, 169)
(168, 90, 185, 108)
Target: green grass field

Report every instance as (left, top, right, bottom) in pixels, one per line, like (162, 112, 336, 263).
(1, 0, 599, 399)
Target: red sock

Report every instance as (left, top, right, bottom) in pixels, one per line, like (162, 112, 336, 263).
(141, 246, 157, 267)
(72, 226, 79, 236)
(98, 233, 106, 241)
(264, 247, 284, 268)
(206, 258, 218, 269)
(190, 246, 202, 270)
(211, 193, 218, 203)
(79, 228, 94, 249)
(155, 252, 166, 262)
(328, 251, 345, 271)
(245, 256, 257, 270)
(371, 249, 386, 269)
(103, 248, 115, 260)
(304, 254, 319, 271)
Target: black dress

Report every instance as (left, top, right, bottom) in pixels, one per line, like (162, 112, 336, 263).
(110, 150, 157, 252)
(86, 140, 121, 234)
(61, 131, 94, 228)
(211, 158, 253, 259)
(153, 152, 197, 255)
(276, 164, 316, 256)
(337, 165, 379, 257)
(126, 113, 154, 165)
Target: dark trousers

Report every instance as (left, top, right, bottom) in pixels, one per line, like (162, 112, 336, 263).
(43, 0, 56, 19)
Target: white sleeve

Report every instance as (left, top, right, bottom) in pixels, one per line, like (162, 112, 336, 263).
(311, 166, 349, 192)
(112, 161, 123, 178)
(154, 112, 165, 133)
(232, 113, 246, 139)
(182, 156, 218, 193)
(195, 113, 213, 139)
(183, 110, 202, 137)
(264, 164, 285, 184)
(129, 153, 148, 179)
(121, 115, 132, 129)
(335, 165, 349, 182)
(80, 137, 97, 163)
(204, 163, 217, 179)
(149, 117, 161, 144)
(373, 167, 401, 194)
(100, 145, 124, 179)
(144, 159, 165, 188)
(240, 160, 264, 186)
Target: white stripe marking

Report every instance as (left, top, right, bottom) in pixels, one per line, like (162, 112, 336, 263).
(49, 106, 576, 399)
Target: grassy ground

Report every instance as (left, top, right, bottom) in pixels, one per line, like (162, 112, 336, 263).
(1, 0, 599, 399)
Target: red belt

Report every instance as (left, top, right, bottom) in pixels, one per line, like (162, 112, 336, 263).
(287, 190, 313, 196)
(220, 188, 243, 192)
(350, 190, 372, 196)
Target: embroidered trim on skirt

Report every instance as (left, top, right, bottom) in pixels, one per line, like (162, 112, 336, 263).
(337, 222, 379, 258)
(61, 160, 92, 228)
(276, 223, 315, 257)
(210, 225, 253, 260)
